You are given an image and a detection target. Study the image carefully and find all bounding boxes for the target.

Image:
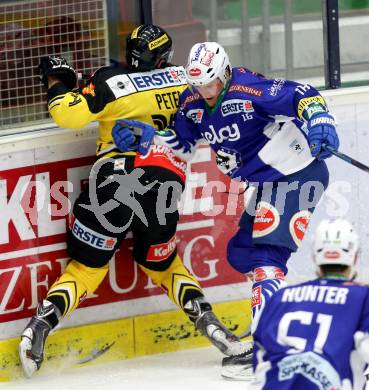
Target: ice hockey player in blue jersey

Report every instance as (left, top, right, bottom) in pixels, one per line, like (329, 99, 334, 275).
(250, 219, 369, 390)
(112, 42, 339, 379)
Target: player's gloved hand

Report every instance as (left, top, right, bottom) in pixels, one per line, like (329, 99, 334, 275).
(112, 122, 137, 152)
(112, 119, 155, 155)
(307, 113, 339, 160)
(155, 129, 195, 161)
(38, 56, 78, 89)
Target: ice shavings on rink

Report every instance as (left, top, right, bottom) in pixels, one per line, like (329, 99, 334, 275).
(0, 347, 254, 390)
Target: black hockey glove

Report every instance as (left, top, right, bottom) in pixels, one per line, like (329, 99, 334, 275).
(38, 56, 78, 89)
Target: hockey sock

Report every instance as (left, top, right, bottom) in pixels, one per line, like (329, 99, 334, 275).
(250, 266, 286, 334)
(46, 259, 109, 317)
(140, 254, 204, 311)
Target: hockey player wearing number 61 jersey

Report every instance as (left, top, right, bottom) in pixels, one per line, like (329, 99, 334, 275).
(112, 41, 339, 379)
(250, 219, 369, 390)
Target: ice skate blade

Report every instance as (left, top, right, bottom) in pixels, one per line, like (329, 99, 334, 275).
(19, 336, 38, 378)
(221, 365, 255, 381)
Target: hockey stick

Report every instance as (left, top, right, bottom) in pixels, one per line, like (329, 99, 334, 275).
(322, 144, 369, 173)
(76, 341, 115, 364)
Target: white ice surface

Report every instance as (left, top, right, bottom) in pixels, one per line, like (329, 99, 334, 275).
(0, 347, 253, 390)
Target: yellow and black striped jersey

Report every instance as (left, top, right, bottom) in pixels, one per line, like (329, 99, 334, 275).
(47, 64, 188, 156)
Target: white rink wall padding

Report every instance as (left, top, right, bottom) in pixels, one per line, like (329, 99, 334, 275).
(289, 86, 369, 286)
(0, 86, 369, 379)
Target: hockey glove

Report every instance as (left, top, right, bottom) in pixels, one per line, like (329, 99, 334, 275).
(112, 119, 155, 155)
(112, 122, 137, 152)
(307, 113, 339, 160)
(38, 56, 77, 89)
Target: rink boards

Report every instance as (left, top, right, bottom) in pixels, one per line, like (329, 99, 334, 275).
(1, 86, 369, 381)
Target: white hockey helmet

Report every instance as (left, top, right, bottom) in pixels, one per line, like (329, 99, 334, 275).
(313, 219, 359, 269)
(185, 42, 232, 87)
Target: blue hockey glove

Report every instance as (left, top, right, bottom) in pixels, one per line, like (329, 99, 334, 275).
(307, 113, 339, 160)
(112, 121, 137, 152)
(115, 119, 156, 155)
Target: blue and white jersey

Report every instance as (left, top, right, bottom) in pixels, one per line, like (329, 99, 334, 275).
(174, 68, 330, 183)
(252, 278, 369, 390)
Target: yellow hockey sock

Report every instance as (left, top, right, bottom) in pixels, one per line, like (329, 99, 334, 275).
(46, 259, 108, 317)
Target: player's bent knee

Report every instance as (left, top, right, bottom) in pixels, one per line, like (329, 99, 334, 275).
(47, 259, 108, 316)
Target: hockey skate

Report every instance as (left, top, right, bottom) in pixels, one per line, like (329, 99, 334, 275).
(185, 297, 249, 356)
(19, 300, 59, 378)
(221, 344, 254, 381)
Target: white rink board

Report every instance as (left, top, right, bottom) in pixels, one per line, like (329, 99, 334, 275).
(288, 87, 369, 285)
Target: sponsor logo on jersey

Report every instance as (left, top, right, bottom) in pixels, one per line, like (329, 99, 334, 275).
(131, 67, 186, 91)
(221, 99, 254, 116)
(146, 235, 177, 262)
(268, 78, 285, 96)
(106, 67, 186, 98)
(229, 84, 263, 97)
(188, 67, 202, 76)
(215, 147, 242, 176)
(135, 144, 187, 182)
(180, 92, 201, 109)
(105, 74, 137, 98)
(253, 202, 280, 238)
(203, 123, 241, 144)
(82, 82, 96, 96)
(251, 285, 262, 308)
(71, 218, 117, 251)
(297, 96, 326, 118)
(148, 34, 169, 50)
(289, 210, 311, 246)
(289, 139, 304, 154)
(186, 109, 204, 123)
(278, 352, 341, 389)
(302, 102, 326, 120)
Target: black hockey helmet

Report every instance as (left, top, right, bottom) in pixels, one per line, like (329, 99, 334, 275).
(126, 24, 173, 71)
